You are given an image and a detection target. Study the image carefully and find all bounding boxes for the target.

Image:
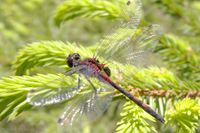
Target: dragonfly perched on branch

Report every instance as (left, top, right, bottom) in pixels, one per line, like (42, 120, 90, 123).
(26, 0, 164, 127)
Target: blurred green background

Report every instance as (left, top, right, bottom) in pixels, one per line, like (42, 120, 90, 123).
(0, 0, 200, 133)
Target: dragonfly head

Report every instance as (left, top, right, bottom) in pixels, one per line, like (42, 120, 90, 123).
(66, 53, 81, 67)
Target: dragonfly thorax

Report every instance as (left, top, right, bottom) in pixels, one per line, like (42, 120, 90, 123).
(66, 53, 111, 77)
(80, 58, 111, 77)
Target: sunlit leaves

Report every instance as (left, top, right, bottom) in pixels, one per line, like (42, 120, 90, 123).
(155, 35, 200, 81)
(154, 0, 200, 35)
(0, 0, 200, 132)
(166, 98, 200, 133)
(54, 0, 121, 26)
(54, 0, 143, 27)
(122, 65, 200, 92)
(0, 74, 77, 120)
(13, 41, 94, 75)
(116, 100, 157, 133)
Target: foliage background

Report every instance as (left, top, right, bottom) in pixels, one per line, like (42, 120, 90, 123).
(0, 0, 200, 133)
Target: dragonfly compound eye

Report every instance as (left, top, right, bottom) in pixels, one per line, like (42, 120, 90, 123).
(74, 53, 80, 60)
(66, 53, 81, 67)
(103, 67, 111, 77)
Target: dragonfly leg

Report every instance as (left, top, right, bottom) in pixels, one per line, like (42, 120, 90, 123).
(64, 66, 84, 76)
(64, 69, 76, 76)
(84, 75, 97, 93)
(77, 73, 81, 90)
(68, 73, 81, 93)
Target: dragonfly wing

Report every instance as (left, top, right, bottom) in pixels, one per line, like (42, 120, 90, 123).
(94, 1, 162, 66)
(85, 87, 113, 121)
(57, 78, 113, 126)
(26, 72, 82, 106)
(57, 100, 84, 126)
(95, 0, 142, 59)
(116, 24, 162, 66)
(96, 24, 162, 67)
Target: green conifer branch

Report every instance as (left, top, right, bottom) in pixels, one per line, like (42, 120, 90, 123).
(154, 0, 200, 35)
(122, 65, 200, 92)
(1, 0, 199, 132)
(165, 98, 200, 132)
(53, 0, 200, 82)
(154, 0, 184, 17)
(116, 97, 200, 133)
(54, 0, 122, 26)
(115, 100, 157, 133)
(2, 40, 200, 132)
(13, 41, 200, 92)
(1, 60, 200, 122)
(0, 74, 76, 120)
(154, 34, 200, 81)
(13, 41, 93, 75)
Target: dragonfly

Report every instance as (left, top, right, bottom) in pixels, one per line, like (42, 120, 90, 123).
(26, 0, 164, 127)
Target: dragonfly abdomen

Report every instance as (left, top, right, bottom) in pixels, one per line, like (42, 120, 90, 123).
(99, 73, 165, 123)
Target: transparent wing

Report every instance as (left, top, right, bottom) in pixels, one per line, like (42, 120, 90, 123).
(95, 1, 162, 67)
(115, 24, 162, 66)
(96, 24, 162, 66)
(57, 77, 113, 126)
(94, 0, 142, 58)
(26, 70, 82, 106)
(119, 0, 142, 29)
